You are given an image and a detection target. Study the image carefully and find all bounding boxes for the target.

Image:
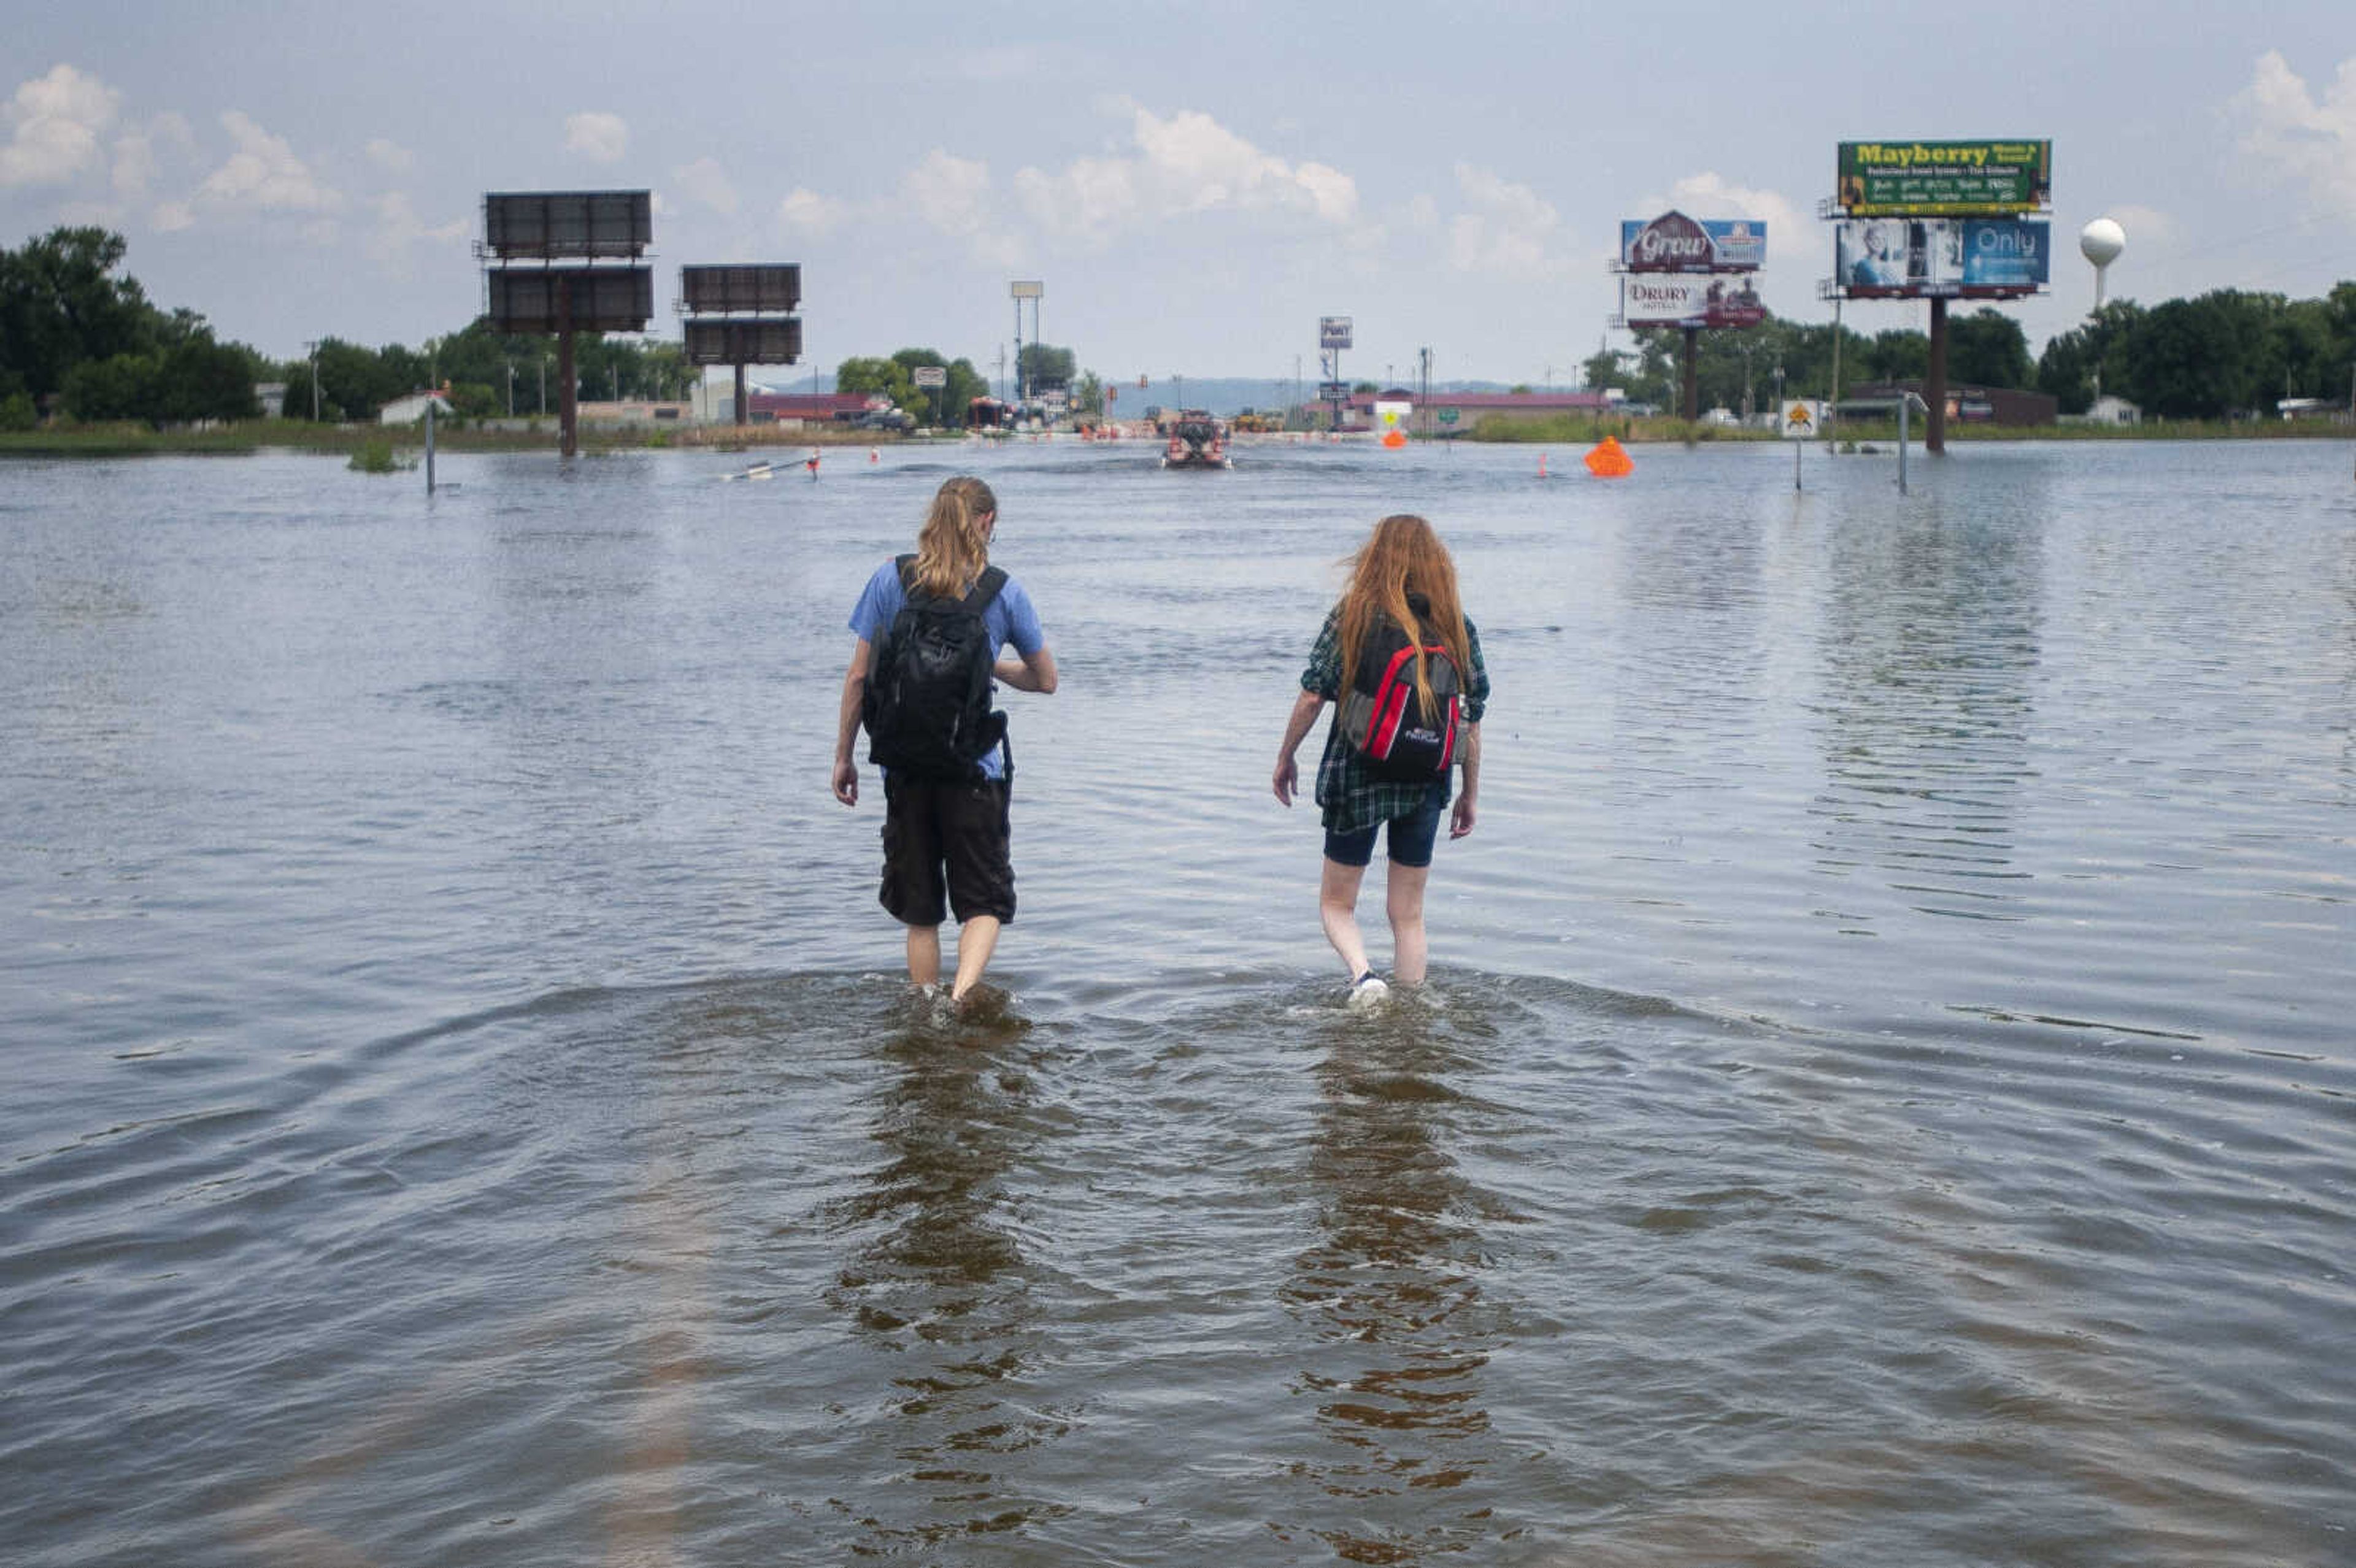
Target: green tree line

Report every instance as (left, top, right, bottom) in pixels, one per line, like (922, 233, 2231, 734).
(3, 226, 691, 429)
(835, 343, 1106, 423)
(1, 227, 263, 428)
(1585, 281, 2356, 421)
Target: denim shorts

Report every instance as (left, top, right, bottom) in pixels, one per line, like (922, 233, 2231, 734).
(1323, 786, 1446, 869)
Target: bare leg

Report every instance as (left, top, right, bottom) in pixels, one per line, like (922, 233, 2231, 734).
(1386, 862, 1432, 985)
(950, 915, 1001, 1002)
(1319, 857, 1374, 978)
(905, 924, 942, 988)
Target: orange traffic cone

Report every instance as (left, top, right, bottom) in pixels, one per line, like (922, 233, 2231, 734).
(1584, 436, 1633, 478)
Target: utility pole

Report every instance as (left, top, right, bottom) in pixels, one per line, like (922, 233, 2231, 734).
(304, 340, 320, 421)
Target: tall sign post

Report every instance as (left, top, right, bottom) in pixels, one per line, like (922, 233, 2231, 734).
(1612, 213, 1766, 425)
(480, 191, 653, 457)
(1319, 316, 1352, 431)
(1826, 140, 2052, 453)
(1011, 281, 1043, 412)
(679, 265, 802, 426)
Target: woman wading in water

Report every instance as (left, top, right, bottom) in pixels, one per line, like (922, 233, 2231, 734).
(1272, 513, 1489, 1005)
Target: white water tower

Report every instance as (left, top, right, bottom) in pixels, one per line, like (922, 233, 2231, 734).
(2079, 217, 2126, 310)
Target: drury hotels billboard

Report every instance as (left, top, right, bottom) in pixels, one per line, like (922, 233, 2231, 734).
(1835, 218, 2050, 299)
(1837, 140, 2050, 215)
(1619, 212, 1766, 272)
(1621, 274, 1766, 329)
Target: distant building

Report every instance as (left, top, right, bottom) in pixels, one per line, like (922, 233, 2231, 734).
(2063, 393, 2141, 427)
(254, 382, 287, 419)
(576, 399, 689, 426)
(379, 391, 453, 425)
(1839, 380, 2057, 426)
(1346, 388, 1615, 430)
(699, 390, 877, 426)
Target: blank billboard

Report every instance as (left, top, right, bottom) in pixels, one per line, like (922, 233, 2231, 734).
(485, 267, 654, 333)
(684, 318, 804, 366)
(483, 191, 652, 258)
(680, 264, 802, 314)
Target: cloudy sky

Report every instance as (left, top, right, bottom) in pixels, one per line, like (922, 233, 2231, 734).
(6, 1, 2352, 386)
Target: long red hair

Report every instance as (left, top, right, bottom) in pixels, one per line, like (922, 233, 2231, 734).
(1336, 514, 1470, 711)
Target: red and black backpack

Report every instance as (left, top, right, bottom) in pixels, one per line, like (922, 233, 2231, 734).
(1338, 597, 1464, 781)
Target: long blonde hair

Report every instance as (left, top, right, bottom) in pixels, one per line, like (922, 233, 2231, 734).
(911, 475, 996, 598)
(1337, 514, 1471, 712)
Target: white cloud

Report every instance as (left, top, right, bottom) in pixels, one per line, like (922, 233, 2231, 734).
(196, 110, 341, 213)
(2230, 50, 2356, 218)
(565, 110, 628, 164)
(1446, 163, 1564, 279)
(671, 156, 739, 216)
(366, 137, 415, 174)
(901, 151, 1024, 265)
(2101, 204, 2174, 246)
(1652, 171, 1809, 264)
(365, 190, 468, 267)
(1012, 103, 1359, 243)
(777, 185, 845, 237)
(1, 63, 120, 187)
(153, 199, 194, 233)
(904, 148, 995, 237)
(110, 111, 194, 201)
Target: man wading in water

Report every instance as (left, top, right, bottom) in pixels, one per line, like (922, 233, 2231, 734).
(1273, 513, 1488, 1007)
(833, 475, 1058, 1007)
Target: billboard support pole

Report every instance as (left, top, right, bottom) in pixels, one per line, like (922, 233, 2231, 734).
(1680, 327, 1699, 426)
(1925, 296, 1949, 454)
(733, 360, 747, 429)
(1898, 393, 1911, 494)
(557, 275, 578, 459)
(1829, 294, 1843, 453)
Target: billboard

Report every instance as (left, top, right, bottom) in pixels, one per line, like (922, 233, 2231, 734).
(680, 264, 801, 314)
(483, 191, 652, 258)
(1836, 140, 2050, 215)
(1620, 212, 1767, 272)
(683, 317, 803, 366)
(1834, 218, 2050, 299)
(486, 267, 653, 333)
(1622, 273, 1766, 329)
(1319, 316, 1353, 350)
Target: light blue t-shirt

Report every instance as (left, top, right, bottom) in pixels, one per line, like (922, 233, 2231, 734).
(849, 558, 1045, 782)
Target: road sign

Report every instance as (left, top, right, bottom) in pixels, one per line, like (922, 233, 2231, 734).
(1438, 408, 1460, 425)
(1780, 399, 1823, 439)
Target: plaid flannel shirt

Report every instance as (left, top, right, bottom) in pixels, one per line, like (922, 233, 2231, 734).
(1303, 605, 1490, 835)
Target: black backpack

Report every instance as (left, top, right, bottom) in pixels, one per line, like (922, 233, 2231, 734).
(862, 555, 1010, 780)
(1338, 598, 1464, 781)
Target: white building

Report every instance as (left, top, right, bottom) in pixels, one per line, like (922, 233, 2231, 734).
(378, 391, 453, 425)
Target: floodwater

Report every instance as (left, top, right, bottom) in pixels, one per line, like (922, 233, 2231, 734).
(2, 435, 2351, 1565)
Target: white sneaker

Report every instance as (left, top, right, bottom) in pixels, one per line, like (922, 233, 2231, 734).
(1347, 972, 1390, 1011)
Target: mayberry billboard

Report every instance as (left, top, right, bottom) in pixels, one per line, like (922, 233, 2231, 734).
(1829, 139, 2051, 301)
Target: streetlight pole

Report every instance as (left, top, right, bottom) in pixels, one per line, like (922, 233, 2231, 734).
(304, 340, 320, 421)
(506, 363, 515, 417)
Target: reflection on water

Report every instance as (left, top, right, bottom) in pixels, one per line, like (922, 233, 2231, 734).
(822, 1002, 1072, 1548)
(1280, 1007, 1509, 1562)
(1811, 493, 2043, 927)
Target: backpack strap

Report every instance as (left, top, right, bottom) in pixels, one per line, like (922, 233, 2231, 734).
(964, 565, 1008, 614)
